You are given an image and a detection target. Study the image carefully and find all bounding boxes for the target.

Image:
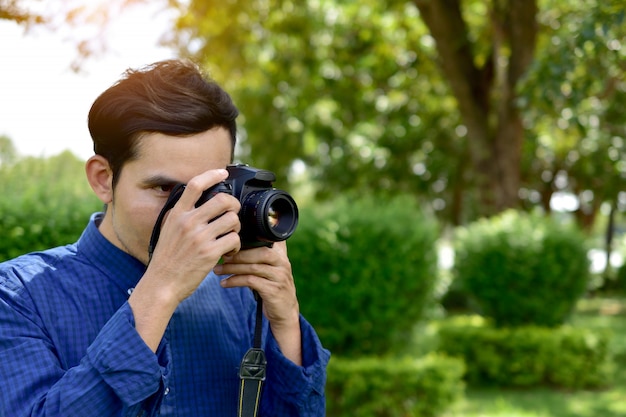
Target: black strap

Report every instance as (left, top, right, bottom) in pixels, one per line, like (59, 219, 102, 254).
(238, 291, 266, 417)
(148, 183, 186, 261)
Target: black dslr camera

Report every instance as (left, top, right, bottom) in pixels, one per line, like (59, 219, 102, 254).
(196, 164, 299, 249)
(149, 164, 298, 257)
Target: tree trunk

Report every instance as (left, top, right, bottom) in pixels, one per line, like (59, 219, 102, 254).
(414, 0, 538, 217)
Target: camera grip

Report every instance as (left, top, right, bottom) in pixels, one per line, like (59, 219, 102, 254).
(195, 182, 233, 208)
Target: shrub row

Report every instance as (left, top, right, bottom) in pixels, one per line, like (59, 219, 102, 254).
(326, 354, 465, 417)
(0, 152, 101, 261)
(437, 317, 613, 389)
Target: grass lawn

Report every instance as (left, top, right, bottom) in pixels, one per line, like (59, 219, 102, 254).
(441, 297, 626, 417)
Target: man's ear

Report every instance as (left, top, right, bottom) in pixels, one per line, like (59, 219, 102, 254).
(85, 155, 114, 204)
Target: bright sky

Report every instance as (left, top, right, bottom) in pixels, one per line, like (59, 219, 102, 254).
(0, 2, 178, 160)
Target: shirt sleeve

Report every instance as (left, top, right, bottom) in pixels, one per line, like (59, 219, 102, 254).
(260, 315, 331, 417)
(0, 292, 167, 417)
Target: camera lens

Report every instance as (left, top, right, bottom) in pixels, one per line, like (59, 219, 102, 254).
(240, 189, 299, 242)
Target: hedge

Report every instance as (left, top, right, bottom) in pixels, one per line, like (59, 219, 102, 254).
(437, 316, 613, 389)
(326, 354, 465, 417)
(0, 152, 101, 261)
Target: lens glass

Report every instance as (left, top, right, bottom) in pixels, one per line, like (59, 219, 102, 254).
(268, 207, 279, 228)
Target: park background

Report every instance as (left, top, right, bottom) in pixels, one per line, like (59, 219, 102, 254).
(1, 1, 626, 416)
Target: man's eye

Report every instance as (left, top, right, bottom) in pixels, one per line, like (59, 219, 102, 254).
(155, 184, 175, 193)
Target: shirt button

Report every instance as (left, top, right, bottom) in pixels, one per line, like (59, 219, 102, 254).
(164, 387, 170, 396)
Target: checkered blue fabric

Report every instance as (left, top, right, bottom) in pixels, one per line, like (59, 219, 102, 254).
(0, 213, 329, 416)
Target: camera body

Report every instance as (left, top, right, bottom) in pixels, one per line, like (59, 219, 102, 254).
(196, 164, 299, 249)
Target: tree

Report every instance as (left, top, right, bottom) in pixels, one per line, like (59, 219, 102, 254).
(173, 0, 536, 219)
(519, 0, 626, 229)
(0, 0, 169, 70)
(7, 0, 625, 226)
(169, 0, 626, 226)
(0, 0, 43, 24)
(171, 0, 473, 222)
(414, 0, 537, 215)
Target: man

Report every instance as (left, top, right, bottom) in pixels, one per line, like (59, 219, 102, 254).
(0, 59, 329, 416)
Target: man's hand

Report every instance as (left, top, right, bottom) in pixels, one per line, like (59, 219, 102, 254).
(215, 242, 302, 366)
(130, 169, 242, 351)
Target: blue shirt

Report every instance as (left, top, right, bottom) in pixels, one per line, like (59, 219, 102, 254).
(0, 213, 329, 416)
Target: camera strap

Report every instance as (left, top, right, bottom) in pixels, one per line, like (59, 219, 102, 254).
(148, 183, 186, 261)
(148, 185, 266, 416)
(238, 291, 266, 417)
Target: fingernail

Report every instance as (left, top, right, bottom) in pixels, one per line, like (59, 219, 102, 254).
(214, 265, 223, 274)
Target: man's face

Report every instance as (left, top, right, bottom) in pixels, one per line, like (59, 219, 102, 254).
(98, 127, 233, 264)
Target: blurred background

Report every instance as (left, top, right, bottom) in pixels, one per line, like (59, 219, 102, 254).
(1, 1, 626, 416)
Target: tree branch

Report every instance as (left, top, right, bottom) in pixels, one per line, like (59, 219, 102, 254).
(0, 0, 44, 24)
(507, 0, 538, 85)
(414, 0, 490, 129)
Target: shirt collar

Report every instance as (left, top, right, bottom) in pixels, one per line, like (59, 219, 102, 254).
(77, 213, 147, 294)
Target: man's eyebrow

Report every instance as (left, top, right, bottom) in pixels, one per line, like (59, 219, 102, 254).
(142, 174, 182, 186)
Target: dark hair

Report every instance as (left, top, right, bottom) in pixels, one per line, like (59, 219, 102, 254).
(88, 59, 239, 186)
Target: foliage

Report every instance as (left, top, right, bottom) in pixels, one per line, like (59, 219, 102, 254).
(0, 0, 154, 70)
(0, 151, 101, 261)
(0, 0, 44, 24)
(520, 0, 626, 227)
(444, 297, 626, 417)
(453, 210, 590, 327)
(0, 135, 17, 165)
(438, 316, 613, 389)
(326, 354, 465, 417)
(6, 0, 626, 227)
(168, 0, 626, 227)
(612, 262, 626, 295)
(415, 0, 538, 214)
(172, 0, 466, 221)
(289, 194, 439, 356)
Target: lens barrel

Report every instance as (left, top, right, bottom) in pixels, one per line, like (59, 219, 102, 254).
(240, 189, 299, 243)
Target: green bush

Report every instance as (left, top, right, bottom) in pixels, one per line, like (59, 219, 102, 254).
(0, 152, 101, 261)
(289, 195, 439, 356)
(326, 354, 465, 417)
(453, 210, 590, 327)
(438, 316, 613, 389)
